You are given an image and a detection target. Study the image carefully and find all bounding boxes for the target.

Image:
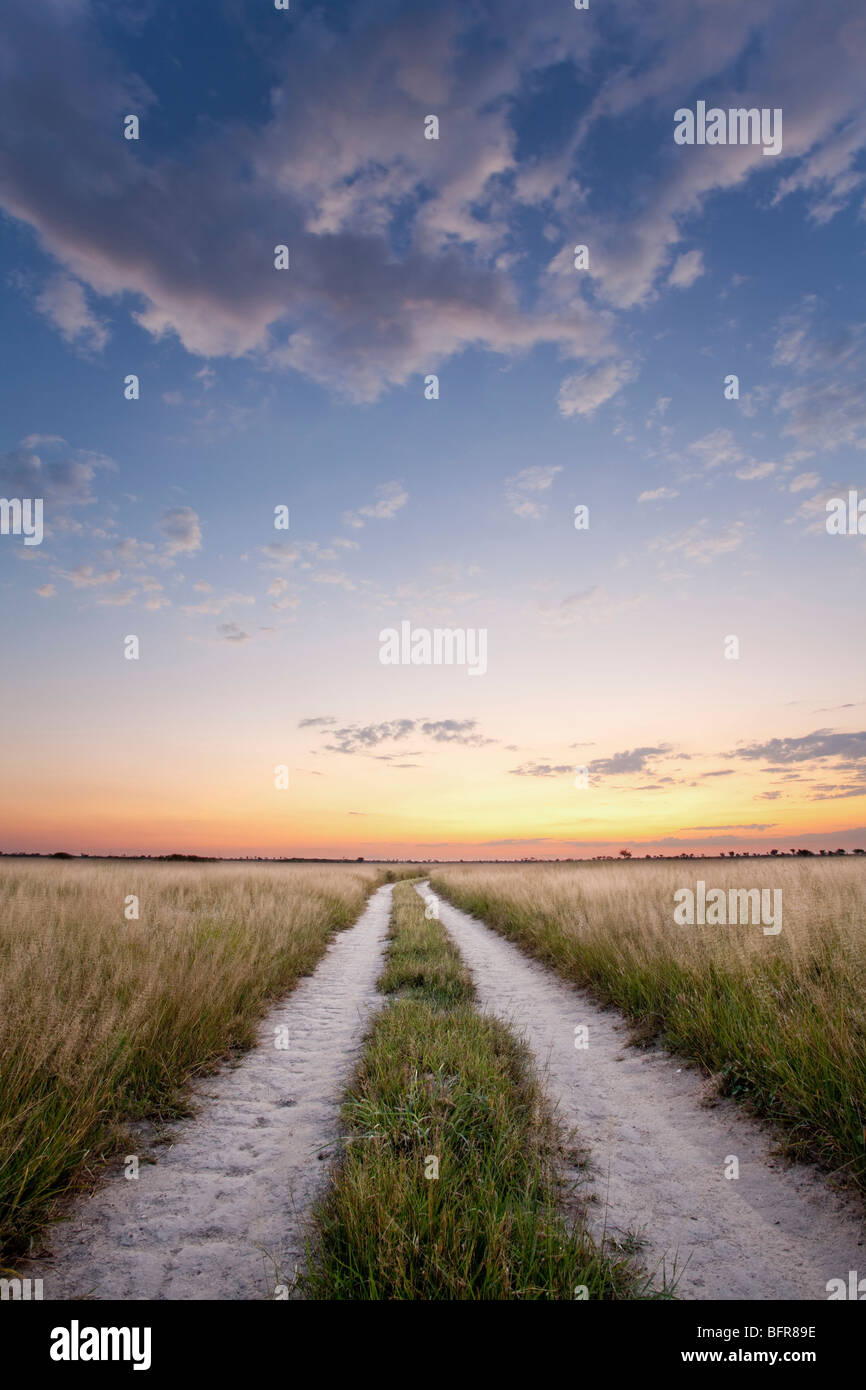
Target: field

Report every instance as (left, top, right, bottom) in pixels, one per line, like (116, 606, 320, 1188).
(3, 854, 864, 1299)
(430, 858, 866, 1193)
(0, 858, 381, 1256)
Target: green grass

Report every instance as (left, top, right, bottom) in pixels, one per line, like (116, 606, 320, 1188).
(304, 881, 652, 1299)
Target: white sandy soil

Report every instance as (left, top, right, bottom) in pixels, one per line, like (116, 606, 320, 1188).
(28, 883, 393, 1300)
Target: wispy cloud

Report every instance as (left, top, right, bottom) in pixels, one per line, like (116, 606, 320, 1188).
(342, 481, 408, 529)
(505, 465, 562, 519)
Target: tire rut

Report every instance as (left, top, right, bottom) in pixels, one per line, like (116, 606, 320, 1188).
(419, 881, 865, 1300)
(29, 883, 394, 1301)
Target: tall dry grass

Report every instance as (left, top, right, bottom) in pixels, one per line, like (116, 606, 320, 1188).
(0, 858, 379, 1257)
(429, 858, 866, 1193)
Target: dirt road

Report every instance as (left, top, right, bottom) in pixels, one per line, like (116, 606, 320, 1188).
(418, 881, 864, 1299)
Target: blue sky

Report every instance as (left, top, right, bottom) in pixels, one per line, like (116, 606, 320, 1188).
(0, 0, 864, 857)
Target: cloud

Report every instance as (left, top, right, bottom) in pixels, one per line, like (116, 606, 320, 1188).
(567, 2, 866, 308)
(734, 461, 776, 481)
(638, 486, 679, 502)
(143, 593, 171, 612)
(509, 762, 572, 777)
(312, 569, 356, 591)
(312, 716, 490, 755)
(156, 507, 202, 557)
(773, 111, 866, 223)
(324, 720, 417, 754)
(260, 542, 301, 570)
(267, 576, 301, 611)
(0, 0, 618, 404)
(536, 586, 644, 631)
(789, 471, 821, 492)
(667, 249, 705, 290)
(505, 465, 563, 519)
(33, 273, 109, 352)
(778, 378, 866, 453)
(807, 784, 866, 801)
(112, 537, 156, 569)
(418, 719, 493, 746)
(589, 746, 671, 775)
(773, 299, 862, 374)
(557, 360, 637, 418)
(772, 301, 866, 450)
(342, 481, 408, 529)
(298, 716, 337, 728)
(3, 0, 866, 415)
(787, 482, 859, 535)
(645, 397, 672, 429)
(0, 441, 114, 508)
(683, 823, 777, 832)
(96, 588, 137, 606)
(679, 430, 776, 485)
(216, 622, 251, 643)
(55, 564, 121, 589)
(649, 519, 747, 565)
(729, 729, 866, 764)
(19, 434, 65, 449)
(686, 428, 745, 474)
(182, 592, 254, 617)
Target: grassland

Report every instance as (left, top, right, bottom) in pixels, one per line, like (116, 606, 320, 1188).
(305, 880, 650, 1300)
(0, 858, 381, 1258)
(429, 858, 866, 1194)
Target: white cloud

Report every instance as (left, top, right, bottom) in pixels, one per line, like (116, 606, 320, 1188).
(55, 565, 121, 589)
(505, 465, 563, 519)
(645, 397, 672, 428)
(557, 360, 637, 418)
(638, 486, 679, 502)
(667, 249, 705, 290)
(734, 461, 776, 480)
(34, 274, 109, 352)
(789, 471, 821, 492)
(686, 429, 746, 473)
(342, 481, 408, 528)
(650, 519, 747, 564)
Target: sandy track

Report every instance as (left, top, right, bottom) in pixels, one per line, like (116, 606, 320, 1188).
(30, 883, 393, 1301)
(419, 882, 865, 1300)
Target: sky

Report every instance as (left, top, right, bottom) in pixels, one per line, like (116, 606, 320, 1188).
(0, 0, 864, 859)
